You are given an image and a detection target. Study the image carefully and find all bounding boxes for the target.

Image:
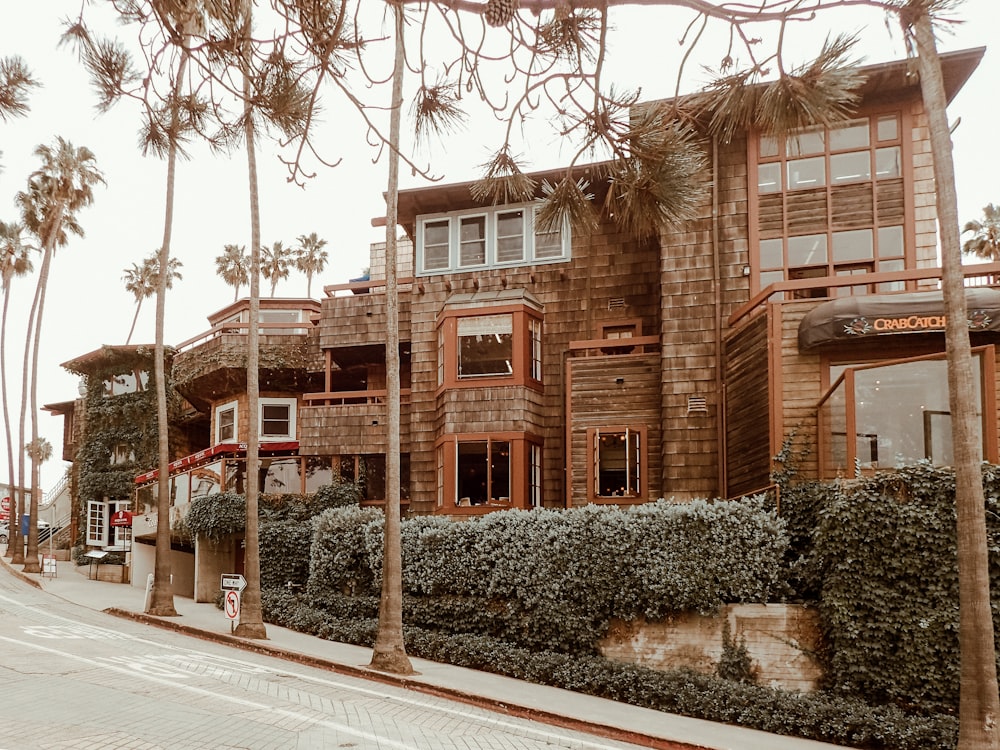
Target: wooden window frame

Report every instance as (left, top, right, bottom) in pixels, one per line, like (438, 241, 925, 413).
(437, 304, 543, 392)
(215, 400, 238, 444)
(434, 432, 541, 514)
(586, 424, 648, 503)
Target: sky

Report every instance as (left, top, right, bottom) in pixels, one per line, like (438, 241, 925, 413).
(0, 0, 997, 493)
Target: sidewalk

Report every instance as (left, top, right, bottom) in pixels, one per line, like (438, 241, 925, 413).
(3, 556, 854, 750)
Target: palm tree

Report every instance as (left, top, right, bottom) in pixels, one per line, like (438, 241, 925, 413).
(962, 203, 1000, 261)
(0, 56, 36, 123)
(0, 221, 33, 559)
(902, 8, 1000, 748)
(369, 4, 413, 677)
(122, 253, 183, 345)
(16, 137, 103, 573)
(294, 232, 328, 298)
(215, 244, 250, 301)
(261, 240, 293, 296)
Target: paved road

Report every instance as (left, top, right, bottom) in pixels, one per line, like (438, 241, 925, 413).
(0, 573, 648, 750)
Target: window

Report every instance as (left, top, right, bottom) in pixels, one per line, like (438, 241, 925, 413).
(216, 401, 238, 443)
(417, 203, 570, 274)
(110, 443, 135, 465)
(259, 398, 297, 441)
(458, 314, 513, 378)
(109, 500, 132, 549)
(438, 302, 543, 389)
(818, 348, 995, 476)
(754, 113, 906, 296)
(436, 434, 539, 511)
(102, 369, 150, 397)
(593, 428, 642, 498)
(338, 453, 410, 502)
(86, 500, 108, 547)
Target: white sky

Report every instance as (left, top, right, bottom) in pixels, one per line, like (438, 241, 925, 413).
(0, 0, 996, 492)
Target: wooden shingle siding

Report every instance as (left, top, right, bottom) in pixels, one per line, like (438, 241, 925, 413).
(318, 292, 411, 350)
(724, 313, 771, 497)
(298, 401, 411, 455)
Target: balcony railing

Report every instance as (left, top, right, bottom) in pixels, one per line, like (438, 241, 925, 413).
(302, 388, 413, 406)
(175, 320, 315, 353)
(567, 335, 660, 357)
(728, 262, 1000, 327)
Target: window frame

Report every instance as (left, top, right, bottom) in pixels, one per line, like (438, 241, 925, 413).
(259, 397, 297, 441)
(434, 432, 541, 513)
(586, 425, 648, 503)
(437, 304, 544, 391)
(86, 499, 108, 547)
(416, 202, 570, 275)
(215, 400, 238, 444)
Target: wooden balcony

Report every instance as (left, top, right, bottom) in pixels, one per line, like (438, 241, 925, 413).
(299, 389, 412, 455)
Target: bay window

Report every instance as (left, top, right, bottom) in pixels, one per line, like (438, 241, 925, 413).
(435, 434, 540, 511)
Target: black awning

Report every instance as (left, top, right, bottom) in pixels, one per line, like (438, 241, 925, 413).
(797, 288, 1000, 350)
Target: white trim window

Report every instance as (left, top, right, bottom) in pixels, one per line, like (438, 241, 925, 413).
(215, 400, 238, 444)
(86, 499, 108, 547)
(259, 397, 297, 441)
(416, 202, 570, 274)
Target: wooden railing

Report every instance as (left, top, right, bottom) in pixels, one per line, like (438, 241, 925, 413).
(567, 335, 660, 357)
(728, 262, 1000, 327)
(322, 277, 415, 296)
(302, 388, 412, 406)
(175, 320, 314, 353)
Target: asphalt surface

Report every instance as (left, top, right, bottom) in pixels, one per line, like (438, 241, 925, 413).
(1, 554, 855, 750)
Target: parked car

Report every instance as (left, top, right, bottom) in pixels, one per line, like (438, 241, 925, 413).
(0, 521, 7, 545)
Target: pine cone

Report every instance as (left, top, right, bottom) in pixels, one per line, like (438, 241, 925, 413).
(484, 0, 519, 27)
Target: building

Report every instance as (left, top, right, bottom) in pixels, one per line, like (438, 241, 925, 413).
(50, 47, 992, 593)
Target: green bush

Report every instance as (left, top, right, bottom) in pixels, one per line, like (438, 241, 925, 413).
(303, 498, 788, 654)
(777, 463, 1000, 713)
(261, 589, 956, 750)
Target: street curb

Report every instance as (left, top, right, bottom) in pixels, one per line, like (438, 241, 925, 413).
(106, 606, 704, 750)
(0, 553, 42, 589)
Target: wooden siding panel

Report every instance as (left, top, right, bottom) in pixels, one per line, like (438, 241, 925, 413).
(724, 314, 771, 496)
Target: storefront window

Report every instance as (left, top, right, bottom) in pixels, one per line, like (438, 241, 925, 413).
(819, 349, 991, 476)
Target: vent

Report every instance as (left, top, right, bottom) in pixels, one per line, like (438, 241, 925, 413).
(608, 297, 626, 311)
(687, 396, 709, 415)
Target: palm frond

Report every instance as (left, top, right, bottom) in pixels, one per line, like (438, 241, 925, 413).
(536, 176, 597, 236)
(471, 148, 537, 205)
(83, 37, 142, 112)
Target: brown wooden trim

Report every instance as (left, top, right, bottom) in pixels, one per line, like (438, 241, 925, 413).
(584, 424, 649, 502)
(767, 305, 783, 471)
(432, 432, 541, 513)
(729, 263, 1000, 327)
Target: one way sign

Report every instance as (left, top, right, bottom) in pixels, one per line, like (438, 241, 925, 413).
(221, 574, 247, 593)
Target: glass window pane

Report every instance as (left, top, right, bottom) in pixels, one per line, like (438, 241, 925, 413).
(877, 259, 906, 292)
(759, 134, 779, 158)
(757, 163, 782, 194)
(878, 226, 904, 258)
(496, 210, 525, 263)
(261, 404, 290, 436)
(458, 314, 513, 377)
(457, 442, 488, 505)
(596, 430, 640, 497)
(760, 270, 785, 290)
(831, 151, 871, 183)
(490, 441, 510, 503)
(263, 458, 301, 493)
(833, 229, 874, 262)
(423, 219, 450, 270)
(875, 147, 901, 179)
(787, 127, 825, 156)
(829, 119, 870, 150)
(191, 461, 222, 498)
(788, 234, 828, 267)
(218, 407, 236, 442)
(304, 456, 334, 494)
(760, 239, 783, 269)
(787, 157, 825, 189)
(459, 216, 486, 266)
(877, 114, 899, 142)
(534, 214, 565, 259)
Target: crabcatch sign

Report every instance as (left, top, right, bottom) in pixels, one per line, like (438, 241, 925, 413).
(220, 574, 247, 593)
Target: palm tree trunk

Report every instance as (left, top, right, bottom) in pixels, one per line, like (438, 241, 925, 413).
(23, 231, 57, 574)
(234, 8, 266, 639)
(146, 40, 190, 617)
(910, 13, 1000, 750)
(125, 300, 142, 346)
(2, 285, 20, 559)
(369, 4, 413, 676)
